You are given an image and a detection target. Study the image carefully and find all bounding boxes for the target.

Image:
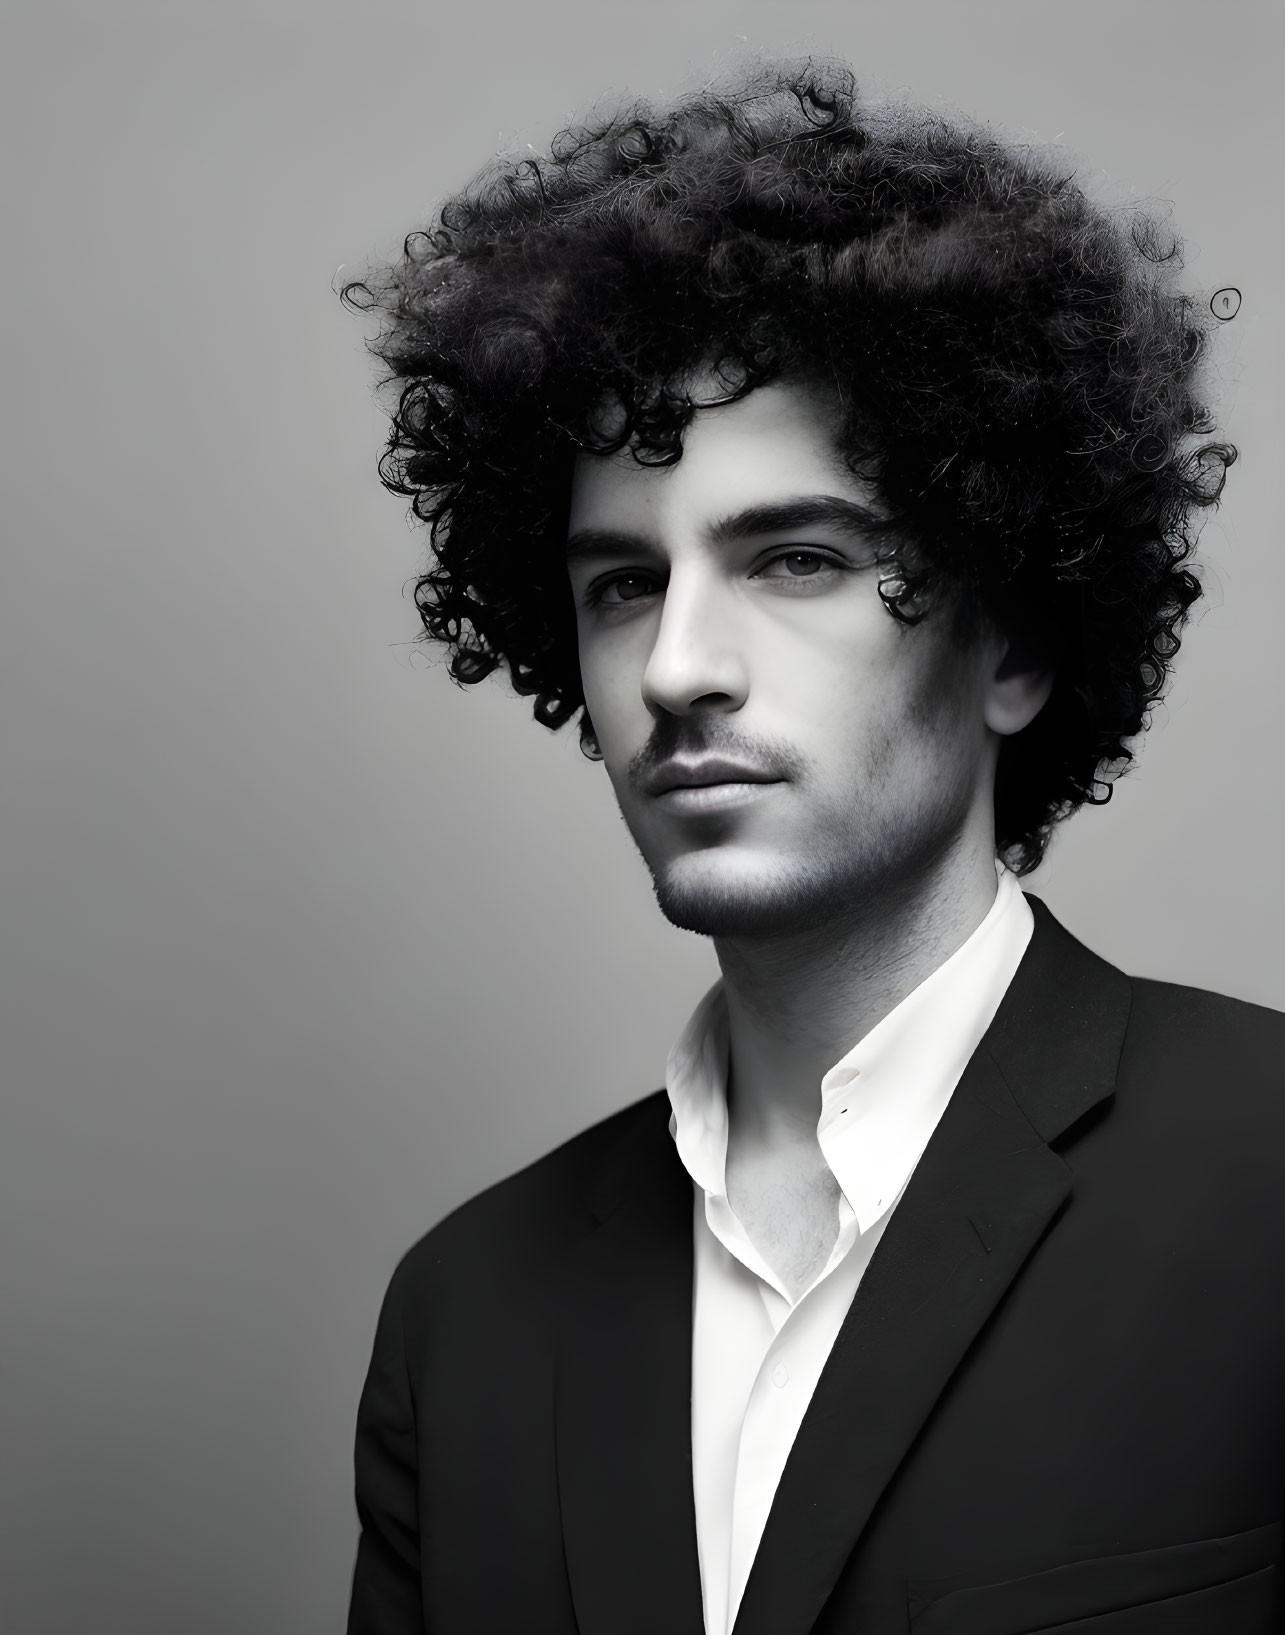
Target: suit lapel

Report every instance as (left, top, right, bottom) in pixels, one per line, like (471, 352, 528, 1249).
(555, 1097, 705, 1635)
(732, 896, 1133, 1635)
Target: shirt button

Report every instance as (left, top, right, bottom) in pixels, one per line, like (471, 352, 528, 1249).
(771, 1362, 790, 1388)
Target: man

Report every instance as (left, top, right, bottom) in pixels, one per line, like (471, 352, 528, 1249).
(343, 60, 1284, 1634)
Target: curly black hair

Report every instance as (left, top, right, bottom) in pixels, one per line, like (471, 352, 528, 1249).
(344, 58, 1235, 874)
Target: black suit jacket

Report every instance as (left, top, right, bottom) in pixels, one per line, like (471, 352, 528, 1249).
(347, 898, 1285, 1633)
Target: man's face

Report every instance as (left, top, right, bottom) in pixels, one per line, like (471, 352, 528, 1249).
(566, 379, 1009, 939)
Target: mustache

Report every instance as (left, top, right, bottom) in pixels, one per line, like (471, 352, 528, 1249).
(627, 717, 807, 788)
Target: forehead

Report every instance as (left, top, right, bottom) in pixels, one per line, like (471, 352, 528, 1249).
(568, 379, 860, 537)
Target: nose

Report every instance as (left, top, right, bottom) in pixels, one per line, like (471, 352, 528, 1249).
(640, 565, 750, 719)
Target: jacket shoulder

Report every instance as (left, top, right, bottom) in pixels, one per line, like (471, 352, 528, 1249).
(1113, 976, 1285, 1166)
(382, 1088, 671, 1307)
(1127, 975, 1285, 1067)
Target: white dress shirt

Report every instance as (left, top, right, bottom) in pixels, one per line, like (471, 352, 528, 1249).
(665, 865, 1035, 1635)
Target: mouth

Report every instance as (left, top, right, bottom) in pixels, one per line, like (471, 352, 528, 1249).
(645, 757, 782, 798)
(644, 756, 786, 819)
(653, 780, 782, 815)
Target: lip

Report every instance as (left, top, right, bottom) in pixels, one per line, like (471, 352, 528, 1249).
(644, 757, 782, 797)
(655, 781, 782, 815)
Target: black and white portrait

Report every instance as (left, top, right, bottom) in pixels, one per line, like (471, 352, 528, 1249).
(3, 5, 1282, 1633)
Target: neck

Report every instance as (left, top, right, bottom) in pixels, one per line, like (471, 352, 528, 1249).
(715, 835, 1001, 1150)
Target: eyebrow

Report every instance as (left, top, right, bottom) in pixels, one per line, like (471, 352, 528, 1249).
(564, 494, 884, 564)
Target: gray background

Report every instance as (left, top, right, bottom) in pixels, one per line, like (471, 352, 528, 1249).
(2, 2, 1281, 1630)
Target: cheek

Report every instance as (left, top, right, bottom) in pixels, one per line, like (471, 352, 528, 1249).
(578, 634, 644, 747)
(815, 637, 984, 781)
(575, 624, 614, 705)
(798, 637, 911, 744)
(899, 623, 989, 722)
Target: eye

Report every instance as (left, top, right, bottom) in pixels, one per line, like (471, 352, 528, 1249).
(583, 570, 661, 608)
(762, 550, 824, 577)
(754, 549, 843, 583)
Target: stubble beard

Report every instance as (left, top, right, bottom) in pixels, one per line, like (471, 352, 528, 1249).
(617, 650, 987, 943)
(650, 848, 857, 939)
(639, 740, 981, 944)
(643, 789, 964, 942)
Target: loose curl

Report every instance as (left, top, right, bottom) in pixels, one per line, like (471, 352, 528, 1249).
(344, 58, 1235, 874)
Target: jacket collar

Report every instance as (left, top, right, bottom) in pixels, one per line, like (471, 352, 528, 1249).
(556, 1100, 705, 1635)
(556, 895, 1132, 1635)
(984, 894, 1133, 1143)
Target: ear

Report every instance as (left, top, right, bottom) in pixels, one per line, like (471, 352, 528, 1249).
(983, 636, 1055, 738)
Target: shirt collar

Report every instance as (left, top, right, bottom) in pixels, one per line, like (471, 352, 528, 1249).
(665, 864, 1034, 1234)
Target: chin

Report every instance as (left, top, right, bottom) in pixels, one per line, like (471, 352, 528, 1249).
(650, 852, 851, 939)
